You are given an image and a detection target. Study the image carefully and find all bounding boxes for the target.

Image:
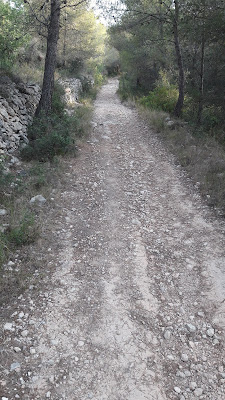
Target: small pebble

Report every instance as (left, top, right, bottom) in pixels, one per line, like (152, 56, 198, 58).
(3, 323, 13, 331)
(189, 381, 197, 390)
(186, 323, 196, 333)
(10, 362, 21, 371)
(207, 328, 215, 337)
(164, 330, 171, 340)
(181, 354, 189, 362)
(174, 387, 181, 394)
(194, 388, 203, 396)
(14, 347, 21, 353)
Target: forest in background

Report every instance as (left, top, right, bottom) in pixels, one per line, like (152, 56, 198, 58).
(0, 0, 110, 85)
(109, 0, 225, 142)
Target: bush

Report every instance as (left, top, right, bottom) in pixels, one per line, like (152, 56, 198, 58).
(139, 84, 178, 113)
(21, 83, 79, 161)
(21, 113, 73, 161)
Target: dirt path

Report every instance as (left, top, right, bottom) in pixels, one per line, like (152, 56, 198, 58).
(1, 79, 225, 400)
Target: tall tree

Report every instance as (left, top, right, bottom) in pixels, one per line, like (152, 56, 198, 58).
(24, 0, 87, 117)
(35, 0, 61, 116)
(173, 0, 184, 117)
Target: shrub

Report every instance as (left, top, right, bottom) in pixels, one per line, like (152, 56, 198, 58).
(139, 84, 178, 113)
(21, 83, 76, 162)
(21, 114, 72, 161)
(138, 70, 178, 113)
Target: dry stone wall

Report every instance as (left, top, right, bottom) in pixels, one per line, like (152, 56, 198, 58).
(59, 78, 82, 107)
(0, 77, 83, 156)
(0, 77, 40, 155)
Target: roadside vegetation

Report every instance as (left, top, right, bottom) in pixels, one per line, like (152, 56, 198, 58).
(139, 108, 225, 216)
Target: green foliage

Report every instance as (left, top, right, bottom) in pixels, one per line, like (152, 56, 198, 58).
(21, 82, 92, 162)
(21, 114, 73, 162)
(139, 73, 179, 113)
(93, 66, 105, 87)
(0, 160, 12, 196)
(0, 210, 37, 269)
(6, 212, 37, 247)
(52, 82, 66, 116)
(111, 0, 225, 136)
(118, 73, 137, 101)
(0, 0, 28, 68)
(21, 83, 72, 161)
(201, 106, 221, 131)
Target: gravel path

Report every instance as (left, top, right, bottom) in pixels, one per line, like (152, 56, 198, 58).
(1, 79, 225, 400)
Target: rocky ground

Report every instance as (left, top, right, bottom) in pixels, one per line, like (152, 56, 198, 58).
(1, 79, 225, 400)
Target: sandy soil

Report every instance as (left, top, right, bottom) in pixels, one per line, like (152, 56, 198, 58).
(1, 79, 225, 400)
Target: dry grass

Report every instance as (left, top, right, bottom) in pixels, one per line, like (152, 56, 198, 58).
(139, 107, 225, 216)
(12, 62, 44, 84)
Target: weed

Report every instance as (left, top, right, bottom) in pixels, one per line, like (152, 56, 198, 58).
(6, 212, 37, 247)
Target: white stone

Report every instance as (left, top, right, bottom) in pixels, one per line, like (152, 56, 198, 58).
(18, 312, 24, 319)
(194, 388, 203, 396)
(181, 354, 189, 362)
(206, 328, 215, 337)
(30, 347, 36, 355)
(78, 340, 84, 347)
(164, 330, 171, 340)
(174, 387, 181, 394)
(10, 362, 21, 371)
(186, 323, 196, 333)
(4, 323, 13, 331)
(0, 209, 7, 216)
(30, 194, 46, 204)
(189, 381, 197, 390)
(14, 347, 21, 353)
(21, 329, 28, 337)
(9, 156, 21, 165)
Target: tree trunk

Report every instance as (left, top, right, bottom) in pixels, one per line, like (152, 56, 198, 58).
(173, 0, 184, 118)
(197, 2, 206, 125)
(197, 35, 205, 124)
(62, 10, 67, 68)
(35, 0, 61, 117)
